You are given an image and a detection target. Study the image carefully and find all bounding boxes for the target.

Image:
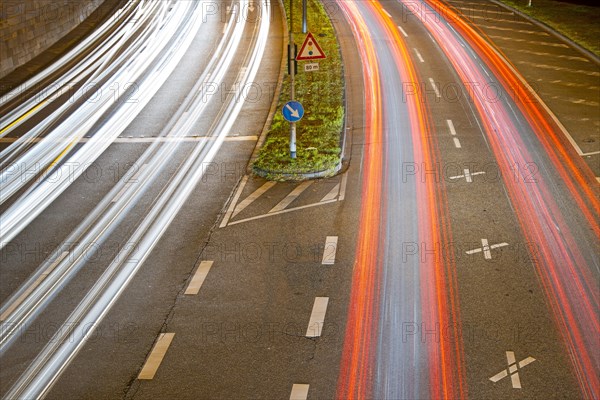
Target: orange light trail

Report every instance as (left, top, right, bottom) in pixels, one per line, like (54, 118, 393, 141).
(336, 1, 466, 398)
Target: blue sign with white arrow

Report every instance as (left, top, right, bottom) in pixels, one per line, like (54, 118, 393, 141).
(282, 101, 304, 122)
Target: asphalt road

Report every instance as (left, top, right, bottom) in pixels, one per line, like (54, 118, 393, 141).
(1, 0, 598, 399)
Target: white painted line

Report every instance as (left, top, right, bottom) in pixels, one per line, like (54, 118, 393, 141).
(382, 8, 392, 18)
(481, 238, 492, 259)
(185, 261, 213, 295)
(339, 172, 348, 201)
(227, 199, 338, 226)
(414, 48, 425, 63)
(519, 356, 536, 368)
(463, 168, 472, 183)
(269, 181, 313, 213)
(449, 170, 485, 182)
(321, 183, 340, 202)
(220, 175, 249, 228)
(398, 25, 408, 37)
(596, 177, 600, 183)
(322, 236, 338, 265)
(447, 119, 457, 136)
(306, 297, 329, 337)
(232, 181, 276, 219)
(138, 333, 175, 380)
(290, 384, 309, 400)
(112, 164, 147, 203)
(0, 251, 68, 321)
(428, 78, 441, 98)
(453, 138, 462, 148)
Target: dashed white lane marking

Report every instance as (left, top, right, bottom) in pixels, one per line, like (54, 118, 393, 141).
(306, 297, 329, 337)
(382, 8, 392, 18)
(447, 119, 457, 136)
(453, 138, 462, 148)
(478, 24, 549, 36)
(488, 35, 569, 48)
(185, 261, 213, 295)
(517, 60, 600, 77)
(322, 236, 338, 265)
(220, 175, 249, 228)
(596, 177, 600, 183)
(466, 239, 509, 260)
(0, 251, 69, 322)
(414, 48, 425, 63)
(466, 14, 532, 26)
(112, 164, 147, 203)
(0, 136, 259, 144)
(290, 384, 310, 400)
(428, 78, 441, 98)
(398, 25, 408, 37)
(546, 79, 598, 90)
(138, 333, 175, 380)
(231, 181, 276, 219)
(454, 6, 514, 15)
(508, 48, 589, 62)
(269, 181, 313, 213)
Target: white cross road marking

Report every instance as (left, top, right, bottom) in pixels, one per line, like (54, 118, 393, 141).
(449, 169, 486, 183)
(490, 351, 536, 389)
(466, 239, 509, 260)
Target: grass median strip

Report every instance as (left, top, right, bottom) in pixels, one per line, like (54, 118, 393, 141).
(253, 0, 344, 180)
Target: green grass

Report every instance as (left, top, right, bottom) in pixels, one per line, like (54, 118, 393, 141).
(497, 0, 600, 56)
(253, 0, 344, 179)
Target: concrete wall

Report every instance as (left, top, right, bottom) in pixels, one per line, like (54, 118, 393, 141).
(0, 0, 105, 78)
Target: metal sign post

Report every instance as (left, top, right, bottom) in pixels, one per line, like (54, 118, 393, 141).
(289, 0, 296, 158)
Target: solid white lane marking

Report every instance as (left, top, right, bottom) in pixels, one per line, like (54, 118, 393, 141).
(453, 138, 462, 148)
(398, 25, 408, 37)
(322, 236, 338, 265)
(321, 183, 340, 202)
(429, 78, 441, 98)
(414, 48, 425, 62)
(339, 172, 348, 201)
(232, 181, 276, 219)
(0, 251, 68, 321)
(112, 164, 147, 203)
(466, 239, 509, 260)
(138, 333, 175, 380)
(185, 261, 213, 295)
(489, 351, 536, 389)
(220, 175, 249, 228)
(269, 181, 313, 213)
(447, 119, 457, 136)
(306, 297, 329, 337)
(290, 384, 309, 400)
(382, 8, 392, 18)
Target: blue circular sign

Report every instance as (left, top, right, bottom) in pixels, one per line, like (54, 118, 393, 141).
(282, 101, 304, 122)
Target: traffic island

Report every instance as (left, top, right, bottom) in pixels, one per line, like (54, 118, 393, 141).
(252, 0, 345, 181)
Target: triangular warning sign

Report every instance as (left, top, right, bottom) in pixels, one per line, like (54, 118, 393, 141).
(296, 32, 326, 61)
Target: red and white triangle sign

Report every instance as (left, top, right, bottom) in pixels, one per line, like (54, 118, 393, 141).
(296, 32, 326, 61)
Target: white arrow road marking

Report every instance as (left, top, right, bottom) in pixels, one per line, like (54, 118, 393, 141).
(490, 351, 536, 389)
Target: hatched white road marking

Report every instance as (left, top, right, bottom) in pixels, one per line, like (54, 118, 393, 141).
(232, 181, 276, 219)
(269, 181, 313, 213)
(220, 175, 249, 228)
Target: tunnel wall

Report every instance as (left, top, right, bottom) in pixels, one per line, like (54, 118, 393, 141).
(0, 0, 106, 79)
